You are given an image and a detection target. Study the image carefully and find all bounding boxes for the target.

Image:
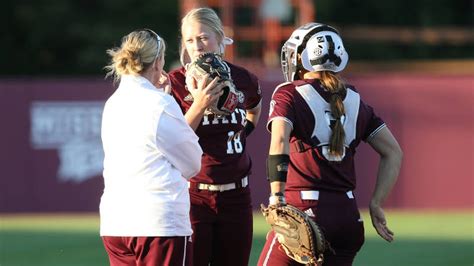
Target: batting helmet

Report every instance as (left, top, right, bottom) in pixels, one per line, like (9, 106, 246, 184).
(281, 23, 348, 82)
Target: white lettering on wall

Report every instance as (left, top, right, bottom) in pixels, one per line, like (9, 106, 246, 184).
(30, 101, 104, 183)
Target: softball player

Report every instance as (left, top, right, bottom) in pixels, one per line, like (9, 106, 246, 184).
(168, 7, 262, 266)
(258, 23, 403, 266)
(100, 29, 202, 266)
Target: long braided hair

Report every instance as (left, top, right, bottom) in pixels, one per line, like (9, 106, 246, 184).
(319, 71, 347, 157)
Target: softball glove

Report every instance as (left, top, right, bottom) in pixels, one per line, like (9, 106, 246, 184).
(261, 204, 326, 265)
(186, 53, 239, 116)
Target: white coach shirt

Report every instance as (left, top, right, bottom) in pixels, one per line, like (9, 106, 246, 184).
(100, 75, 202, 237)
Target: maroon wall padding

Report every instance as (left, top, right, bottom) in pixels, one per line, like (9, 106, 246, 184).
(0, 79, 115, 212)
(347, 74, 473, 209)
(0, 74, 472, 212)
(251, 73, 474, 210)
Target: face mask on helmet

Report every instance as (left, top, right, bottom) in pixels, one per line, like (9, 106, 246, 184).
(281, 23, 349, 82)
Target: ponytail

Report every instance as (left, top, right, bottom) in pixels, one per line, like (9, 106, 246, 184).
(105, 30, 165, 82)
(320, 71, 346, 157)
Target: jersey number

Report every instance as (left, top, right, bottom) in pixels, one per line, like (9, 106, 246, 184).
(226, 131, 243, 154)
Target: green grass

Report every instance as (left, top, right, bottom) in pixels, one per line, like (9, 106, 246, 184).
(1, 210, 473, 266)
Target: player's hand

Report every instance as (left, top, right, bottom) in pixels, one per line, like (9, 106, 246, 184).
(369, 202, 394, 242)
(156, 71, 171, 94)
(269, 195, 287, 207)
(186, 74, 224, 112)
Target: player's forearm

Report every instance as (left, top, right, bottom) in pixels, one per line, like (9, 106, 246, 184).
(267, 119, 291, 206)
(270, 181, 286, 194)
(371, 152, 402, 207)
(269, 135, 289, 155)
(245, 101, 262, 126)
(185, 103, 206, 131)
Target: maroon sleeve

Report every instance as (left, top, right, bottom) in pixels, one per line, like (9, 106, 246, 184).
(267, 83, 296, 132)
(242, 71, 262, 110)
(168, 67, 189, 114)
(359, 100, 385, 141)
(229, 64, 262, 110)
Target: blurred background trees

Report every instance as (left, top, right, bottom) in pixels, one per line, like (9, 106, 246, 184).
(4, 0, 473, 76)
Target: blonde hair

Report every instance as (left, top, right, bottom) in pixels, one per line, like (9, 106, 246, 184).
(105, 29, 166, 82)
(319, 71, 347, 157)
(179, 7, 225, 65)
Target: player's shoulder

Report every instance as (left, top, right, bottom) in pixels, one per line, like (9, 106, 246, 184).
(168, 66, 187, 96)
(168, 66, 186, 88)
(168, 66, 186, 80)
(274, 81, 293, 92)
(226, 61, 249, 74)
(271, 81, 299, 98)
(344, 83, 359, 94)
(226, 61, 258, 82)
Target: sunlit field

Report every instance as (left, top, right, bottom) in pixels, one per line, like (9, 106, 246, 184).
(1, 210, 473, 266)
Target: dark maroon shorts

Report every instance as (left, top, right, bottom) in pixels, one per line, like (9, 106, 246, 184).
(102, 236, 192, 266)
(258, 190, 365, 266)
(188, 185, 253, 266)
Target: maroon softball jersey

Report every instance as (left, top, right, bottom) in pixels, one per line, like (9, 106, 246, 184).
(260, 78, 386, 266)
(169, 63, 262, 184)
(267, 79, 385, 192)
(169, 62, 261, 266)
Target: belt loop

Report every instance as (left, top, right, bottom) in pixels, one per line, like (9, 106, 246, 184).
(300, 190, 319, 200)
(241, 176, 248, 187)
(235, 180, 242, 189)
(346, 191, 354, 199)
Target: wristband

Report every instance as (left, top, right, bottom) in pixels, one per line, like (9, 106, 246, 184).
(269, 195, 286, 205)
(271, 192, 285, 197)
(267, 154, 289, 182)
(243, 120, 255, 136)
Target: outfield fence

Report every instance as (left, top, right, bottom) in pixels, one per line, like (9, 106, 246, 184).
(0, 71, 473, 212)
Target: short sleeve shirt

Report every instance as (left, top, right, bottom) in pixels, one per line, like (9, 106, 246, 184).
(268, 79, 385, 192)
(169, 62, 262, 184)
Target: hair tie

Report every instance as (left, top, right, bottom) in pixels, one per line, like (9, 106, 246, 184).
(218, 37, 234, 55)
(330, 89, 347, 99)
(223, 37, 234, 45)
